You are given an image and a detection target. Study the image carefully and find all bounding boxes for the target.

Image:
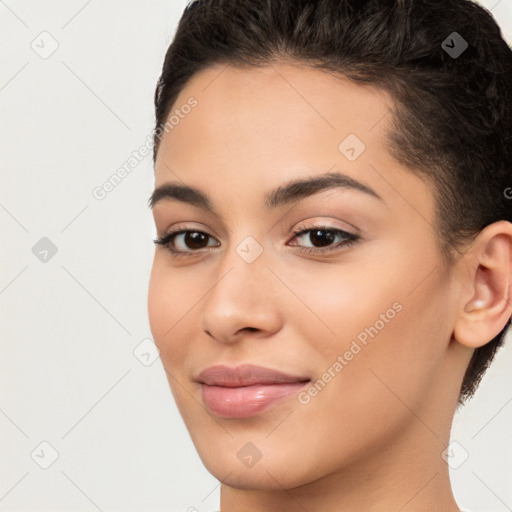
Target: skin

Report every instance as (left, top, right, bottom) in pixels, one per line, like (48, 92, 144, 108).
(147, 61, 512, 512)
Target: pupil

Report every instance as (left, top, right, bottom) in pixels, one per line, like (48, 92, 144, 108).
(310, 229, 335, 247)
(186, 232, 208, 249)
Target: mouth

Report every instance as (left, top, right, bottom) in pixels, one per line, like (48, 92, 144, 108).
(196, 364, 311, 419)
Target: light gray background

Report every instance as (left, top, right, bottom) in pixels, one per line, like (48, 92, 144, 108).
(1, 1, 511, 511)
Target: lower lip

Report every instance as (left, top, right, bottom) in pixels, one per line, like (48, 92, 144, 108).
(200, 381, 310, 418)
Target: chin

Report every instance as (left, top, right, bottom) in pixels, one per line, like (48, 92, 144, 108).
(191, 433, 334, 492)
(203, 456, 311, 491)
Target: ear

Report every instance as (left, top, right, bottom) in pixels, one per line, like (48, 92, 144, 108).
(453, 220, 512, 349)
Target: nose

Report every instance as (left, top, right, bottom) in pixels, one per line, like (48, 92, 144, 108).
(201, 243, 283, 344)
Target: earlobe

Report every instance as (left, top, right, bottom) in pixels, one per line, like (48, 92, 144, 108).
(453, 221, 512, 349)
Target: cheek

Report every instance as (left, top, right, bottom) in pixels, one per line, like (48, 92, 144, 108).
(279, 263, 450, 474)
(147, 256, 194, 365)
(279, 257, 404, 351)
(284, 243, 449, 400)
(316, 272, 450, 422)
(147, 256, 167, 342)
(147, 258, 205, 420)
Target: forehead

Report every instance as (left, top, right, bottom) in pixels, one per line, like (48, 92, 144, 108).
(153, 62, 431, 221)
(156, 62, 395, 170)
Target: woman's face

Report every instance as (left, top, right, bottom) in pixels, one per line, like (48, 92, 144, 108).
(148, 62, 468, 489)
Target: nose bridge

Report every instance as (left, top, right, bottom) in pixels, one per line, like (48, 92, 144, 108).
(201, 234, 281, 341)
(207, 234, 268, 311)
(214, 229, 269, 294)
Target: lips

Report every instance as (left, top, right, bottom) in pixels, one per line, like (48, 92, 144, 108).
(197, 363, 310, 387)
(196, 364, 311, 418)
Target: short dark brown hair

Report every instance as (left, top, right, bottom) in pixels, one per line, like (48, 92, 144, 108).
(153, 0, 512, 405)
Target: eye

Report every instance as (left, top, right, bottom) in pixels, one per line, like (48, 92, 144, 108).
(153, 229, 219, 257)
(153, 224, 360, 258)
(288, 225, 360, 255)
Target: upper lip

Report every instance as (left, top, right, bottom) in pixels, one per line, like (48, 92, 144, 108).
(196, 364, 311, 387)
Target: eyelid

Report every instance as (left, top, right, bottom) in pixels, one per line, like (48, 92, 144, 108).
(156, 219, 356, 243)
(158, 222, 218, 240)
(290, 219, 359, 236)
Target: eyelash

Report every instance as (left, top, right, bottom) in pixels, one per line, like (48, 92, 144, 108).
(153, 224, 360, 258)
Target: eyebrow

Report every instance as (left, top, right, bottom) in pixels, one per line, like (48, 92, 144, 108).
(148, 171, 384, 212)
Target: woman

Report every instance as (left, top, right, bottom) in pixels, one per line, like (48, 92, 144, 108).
(147, 0, 512, 510)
